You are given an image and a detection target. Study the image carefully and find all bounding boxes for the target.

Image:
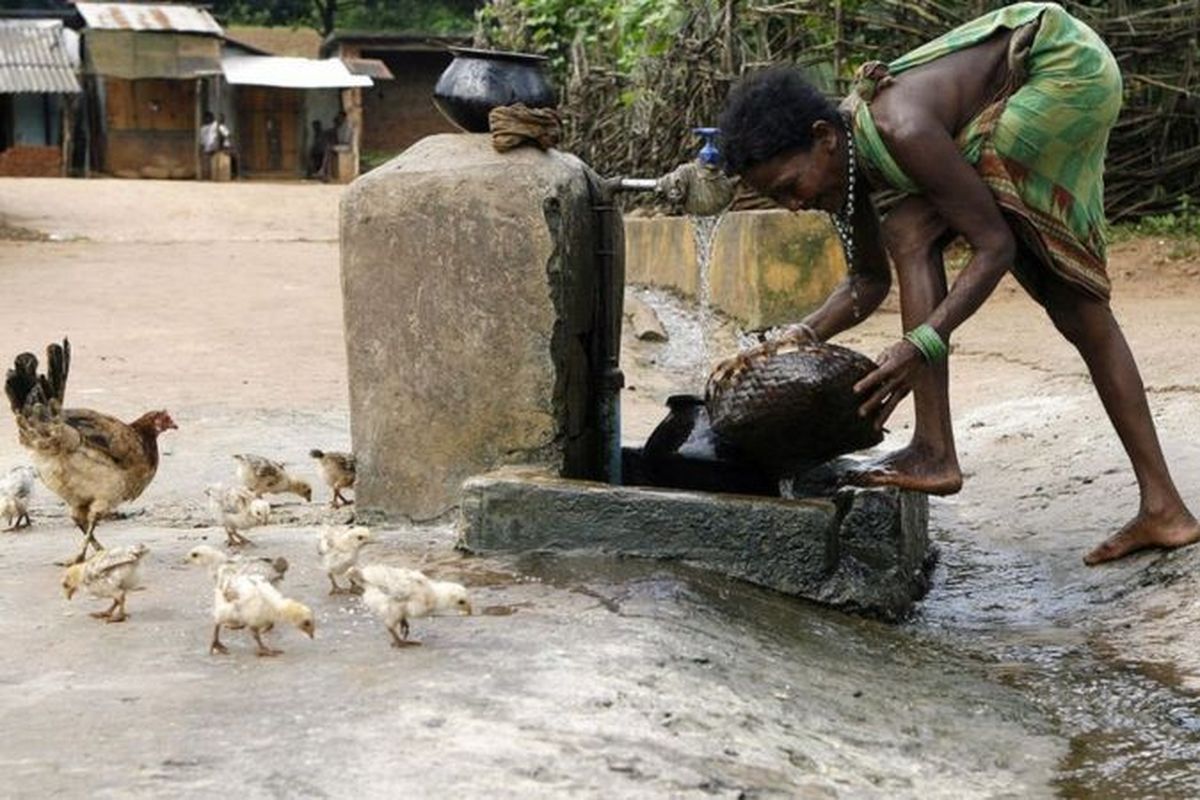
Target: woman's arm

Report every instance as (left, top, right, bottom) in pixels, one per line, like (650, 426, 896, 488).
(796, 184, 892, 342)
(853, 94, 1017, 423)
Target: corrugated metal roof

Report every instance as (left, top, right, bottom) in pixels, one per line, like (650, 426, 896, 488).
(76, 3, 223, 36)
(221, 53, 372, 89)
(0, 21, 81, 94)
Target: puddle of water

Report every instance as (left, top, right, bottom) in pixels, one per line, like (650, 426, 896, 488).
(506, 542, 1200, 797)
(913, 534, 1200, 798)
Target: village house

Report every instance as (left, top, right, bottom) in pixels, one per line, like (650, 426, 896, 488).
(75, 1, 222, 179)
(0, 19, 81, 177)
(320, 31, 468, 163)
(218, 29, 375, 181)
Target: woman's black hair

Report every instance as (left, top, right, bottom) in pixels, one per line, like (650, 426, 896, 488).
(717, 66, 843, 175)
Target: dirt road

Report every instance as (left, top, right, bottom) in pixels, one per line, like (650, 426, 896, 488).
(2, 177, 1200, 798)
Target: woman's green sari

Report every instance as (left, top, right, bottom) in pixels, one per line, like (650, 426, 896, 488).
(845, 2, 1122, 302)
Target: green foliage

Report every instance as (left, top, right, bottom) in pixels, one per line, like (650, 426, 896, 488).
(342, 0, 479, 34)
(1123, 197, 1200, 240)
(475, 0, 688, 82)
(210, 0, 479, 36)
(359, 149, 400, 173)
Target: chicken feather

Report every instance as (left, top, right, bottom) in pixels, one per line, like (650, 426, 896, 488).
(310, 449, 355, 508)
(317, 526, 371, 594)
(210, 573, 314, 657)
(62, 543, 148, 623)
(187, 544, 288, 586)
(5, 340, 176, 563)
(0, 465, 35, 530)
(232, 454, 311, 503)
(355, 563, 472, 647)
(206, 484, 271, 547)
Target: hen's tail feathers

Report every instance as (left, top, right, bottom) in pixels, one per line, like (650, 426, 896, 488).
(5, 353, 38, 415)
(5, 339, 69, 415)
(45, 340, 69, 406)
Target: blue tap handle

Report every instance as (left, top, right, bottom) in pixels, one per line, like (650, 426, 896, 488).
(693, 127, 721, 166)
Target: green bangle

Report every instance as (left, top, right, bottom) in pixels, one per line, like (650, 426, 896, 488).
(904, 323, 948, 363)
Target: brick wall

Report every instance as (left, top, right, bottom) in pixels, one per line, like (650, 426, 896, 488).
(0, 145, 61, 177)
(360, 49, 457, 153)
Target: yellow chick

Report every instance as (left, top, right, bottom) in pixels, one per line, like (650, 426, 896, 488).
(210, 573, 315, 657)
(186, 544, 288, 586)
(0, 464, 35, 530)
(0, 495, 28, 531)
(317, 526, 372, 594)
(205, 484, 271, 546)
(232, 454, 312, 503)
(62, 543, 148, 623)
(309, 449, 355, 508)
(354, 563, 472, 647)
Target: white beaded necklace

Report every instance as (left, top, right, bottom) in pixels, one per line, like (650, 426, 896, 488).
(826, 125, 856, 271)
(827, 125, 861, 319)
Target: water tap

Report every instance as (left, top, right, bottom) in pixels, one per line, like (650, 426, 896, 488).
(655, 127, 738, 216)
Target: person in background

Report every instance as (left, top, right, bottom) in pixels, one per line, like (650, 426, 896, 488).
(307, 119, 326, 178)
(217, 113, 239, 178)
(320, 111, 354, 182)
(198, 111, 220, 179)
(334, 110, 353, 148)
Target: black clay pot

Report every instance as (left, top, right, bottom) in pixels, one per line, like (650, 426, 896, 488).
(432, 47, 557, 133)
(635, 395, 775, 495)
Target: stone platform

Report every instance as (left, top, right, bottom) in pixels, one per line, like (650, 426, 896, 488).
(456, 465, 934, 620)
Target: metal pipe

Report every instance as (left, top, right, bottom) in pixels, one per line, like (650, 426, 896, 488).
(587, 166, 728, 484)
(617, 177, 658, 191)
(589, 175, 626, 485)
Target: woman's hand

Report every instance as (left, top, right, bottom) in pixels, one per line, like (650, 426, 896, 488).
(853, 339, 925, 429)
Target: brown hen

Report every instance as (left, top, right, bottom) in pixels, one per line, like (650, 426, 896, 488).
(4, 339, 176, 564)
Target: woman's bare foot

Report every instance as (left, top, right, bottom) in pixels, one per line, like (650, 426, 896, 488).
(845, 445, 963, 495)
(1083, 508, 1200, 565)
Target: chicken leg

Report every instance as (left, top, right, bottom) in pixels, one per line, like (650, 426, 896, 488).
(252, 628, 282, 657)
(388, 622, 420, 648)
(61, 517, 104, 566)
(5, 511, 30, 532)
(90, 598, 120, 620)
(225, 527, 253, 547)
(106, 592, 128, 624)
(210, 624, 229, 655)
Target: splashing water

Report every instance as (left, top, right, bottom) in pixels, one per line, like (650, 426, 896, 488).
(691, 211, 799, 381)
(691, 212, 725, 383)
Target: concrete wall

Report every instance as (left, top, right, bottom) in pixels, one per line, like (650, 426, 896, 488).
(341, 133, 604, 520)
(624, 209, 845, 329)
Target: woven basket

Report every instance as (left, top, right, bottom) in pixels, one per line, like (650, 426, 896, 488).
(704, 342, 884, 471)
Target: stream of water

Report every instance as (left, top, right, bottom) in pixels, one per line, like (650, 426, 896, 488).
(690, 212, 724, 382)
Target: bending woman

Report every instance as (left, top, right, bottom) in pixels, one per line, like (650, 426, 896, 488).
(717, 2, 1199, 565)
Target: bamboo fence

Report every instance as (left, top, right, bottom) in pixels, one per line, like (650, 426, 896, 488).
(480, 0, 1200, 220)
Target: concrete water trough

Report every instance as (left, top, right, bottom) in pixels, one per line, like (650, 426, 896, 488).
(457, 457, 933, 621)
(342, 133, 934, 621)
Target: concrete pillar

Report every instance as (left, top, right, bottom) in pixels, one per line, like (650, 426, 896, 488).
(341, 134, 604, 520)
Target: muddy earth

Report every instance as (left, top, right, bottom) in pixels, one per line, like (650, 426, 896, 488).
(2, 178, 1200, 798)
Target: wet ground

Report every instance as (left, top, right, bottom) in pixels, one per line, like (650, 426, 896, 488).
(3, 179, 1200, 797)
